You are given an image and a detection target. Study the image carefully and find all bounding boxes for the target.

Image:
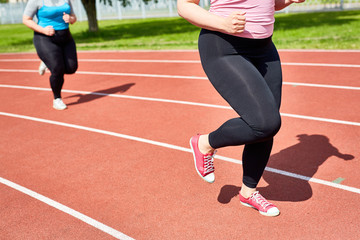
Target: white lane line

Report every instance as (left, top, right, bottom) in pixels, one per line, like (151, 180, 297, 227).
(1, 111, 360, 195)
(0, 49, 360, 58)
(1, 59, 360, 68)
(278, 49, 360, 53)
(0, 69, 39, 73)
(281, 62, 360, 68)
(77, 70, 207, 80)
(280, 113, 360, 126)
(1, 84, 360, 127)
(0, 69, 207, 80)
(0, 59, 201, 64)
(0, 176, 134, 240)
(3, 49, 360, 55)
(77, 49, 360, 53)
(263, 167, 360, 194)
(0, 69, 359, 90)
(285, 82, 360, 90)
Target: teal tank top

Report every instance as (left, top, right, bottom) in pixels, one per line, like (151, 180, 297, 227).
(37, 0, 71, 31)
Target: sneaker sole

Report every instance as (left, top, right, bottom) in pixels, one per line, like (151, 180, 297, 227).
(53, 106, 67, 110)
(240, 201, 280, 217)
(189, 138, 214, 183)
(39, 68, 47, 76)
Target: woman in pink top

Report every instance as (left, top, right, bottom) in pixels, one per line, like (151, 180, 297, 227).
(178, 0, 305, 216)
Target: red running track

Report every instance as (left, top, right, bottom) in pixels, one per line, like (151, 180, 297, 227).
(0, 50, 359, 240)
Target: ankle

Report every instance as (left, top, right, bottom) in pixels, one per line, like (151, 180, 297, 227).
(198, 134, 215, 154)
(240, 185, 256, 199)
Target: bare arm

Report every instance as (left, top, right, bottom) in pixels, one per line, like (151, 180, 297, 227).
(22, 15, 55, 36)
(275, 0, 306, 11)
(177, 0, 246, 35)
(22, 13, 76, 36)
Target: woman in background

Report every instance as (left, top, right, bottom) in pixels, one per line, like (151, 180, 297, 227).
(23, 0, 78, 110)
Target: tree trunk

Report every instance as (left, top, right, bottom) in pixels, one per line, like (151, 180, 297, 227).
(81, 0, 99, 32)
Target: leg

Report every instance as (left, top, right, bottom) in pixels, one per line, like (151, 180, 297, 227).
(34, 33, 66, 99)
(240, 138, 273, 197)
(197, 31, 282, 213)
(63, 35, 78, 74)
(194, 31, 280, 184)
(241, 42, 283, 191)
(198, 31, 281, 150)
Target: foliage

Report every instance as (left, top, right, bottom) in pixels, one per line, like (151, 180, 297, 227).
(103, 0, 156, 7)
(81, 0, 158, 32)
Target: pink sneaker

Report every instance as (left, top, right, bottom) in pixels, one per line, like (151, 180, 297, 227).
(239, 191, 280, 217)
(189, 134, 216, 183)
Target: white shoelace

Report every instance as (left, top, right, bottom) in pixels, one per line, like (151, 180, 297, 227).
(251, 191, 272, 209)
(203, 150, 217, 174)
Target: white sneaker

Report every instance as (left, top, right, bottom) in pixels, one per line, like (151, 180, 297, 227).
(39, 61, 48, 75)
(53, 98, 67, 110)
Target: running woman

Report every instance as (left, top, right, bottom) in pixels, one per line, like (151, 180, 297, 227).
(178, 0, 305, 216)
(23, 0, 78, 110)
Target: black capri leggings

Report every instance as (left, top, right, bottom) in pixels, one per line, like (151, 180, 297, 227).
(34, 29, 78, 99)
(198, 29, 282, 188)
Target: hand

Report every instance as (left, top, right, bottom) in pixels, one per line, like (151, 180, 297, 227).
(290, 0, 306, 3)
(223, 11, 246, 35)
(43, 26, 55, 36)
(63, 12, 71, 23)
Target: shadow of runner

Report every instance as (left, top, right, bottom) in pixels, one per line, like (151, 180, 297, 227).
(65, 83, 135, 106)
(217, 134, 354, 204)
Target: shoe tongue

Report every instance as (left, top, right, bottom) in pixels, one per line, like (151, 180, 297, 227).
(206, 150, 216, 156)
(251, 191, 261, 199)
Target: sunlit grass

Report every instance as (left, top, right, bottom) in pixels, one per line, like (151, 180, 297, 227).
(0, 10, 359, 53)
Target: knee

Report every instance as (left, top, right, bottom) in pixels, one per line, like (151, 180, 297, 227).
(50, 66, 65, 78)
(66, 63, 78, 74)
(254, 112, 281, 139)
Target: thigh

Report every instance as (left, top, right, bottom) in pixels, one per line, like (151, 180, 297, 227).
(63, 36, 78, 73)
(198, 32, 279, 125)
(33, 33, 65, 74)
(254, 42, 283, 109)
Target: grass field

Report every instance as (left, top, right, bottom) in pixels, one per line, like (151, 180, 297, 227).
(0, 10, 359, 53)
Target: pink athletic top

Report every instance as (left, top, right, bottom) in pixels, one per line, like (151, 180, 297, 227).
(209, 0, 275, 39)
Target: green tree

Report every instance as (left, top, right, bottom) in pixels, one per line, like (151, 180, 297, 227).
(81, 0, 154, 32)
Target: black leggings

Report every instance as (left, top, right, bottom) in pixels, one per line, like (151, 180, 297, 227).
(198, 29, 282, 188)
(34, 29, 78, 99)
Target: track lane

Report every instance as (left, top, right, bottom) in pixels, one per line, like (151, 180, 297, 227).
(1, 50, 359, 240)
(1, 85, 359, 188)
(1, 68, 359, 123)
(0, 182, 125, 240)
(1, 112, 359, 240)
